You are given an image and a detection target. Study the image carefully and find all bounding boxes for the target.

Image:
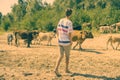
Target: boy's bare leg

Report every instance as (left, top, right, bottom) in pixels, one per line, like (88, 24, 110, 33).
(54, 46, 64, 76)
(64, 45, 71, 73)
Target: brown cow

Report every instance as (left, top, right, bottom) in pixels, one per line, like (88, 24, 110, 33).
(71, 30, 94, 50)
(14, 30, 39, 47)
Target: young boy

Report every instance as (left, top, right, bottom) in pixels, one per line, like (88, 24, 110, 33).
(54, 8, 73, 76)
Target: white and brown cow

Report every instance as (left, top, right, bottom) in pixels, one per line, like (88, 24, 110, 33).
(99, 26, 113, 33)
(106, 35, 120, 50)
(33, 32, 56, 46)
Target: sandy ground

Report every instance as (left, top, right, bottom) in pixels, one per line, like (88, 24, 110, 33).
(1, 32, 120, 80)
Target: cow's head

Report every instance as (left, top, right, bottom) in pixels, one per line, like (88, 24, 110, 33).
(79, 31, 86, 39)
(84, 31, 94, 38)
(50, 32, 56, 38)
(31, 30, 39, 39)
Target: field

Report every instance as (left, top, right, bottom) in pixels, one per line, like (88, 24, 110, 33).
(0, 32, 120, 80)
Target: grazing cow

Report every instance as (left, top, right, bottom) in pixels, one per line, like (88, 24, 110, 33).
(14, 30, 39, 47)
(106, 35, 120, 50)
(34, 32, 56, 46)
(7, 34, 14, 45)
(99, 26, 113, 33)
(71, 30, 94, 50)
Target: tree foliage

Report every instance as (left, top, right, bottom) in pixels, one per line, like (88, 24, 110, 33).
(0, 12, 2, 25)
(0, 0, 120, 32)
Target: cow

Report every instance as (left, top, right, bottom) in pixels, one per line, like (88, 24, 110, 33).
(14, 30, 39, 47)
(99, 26, 113, 33)
(33, 32, 56, 46)
(106, 35, 120, 50)
(111, 22, 120, 32)
(71, 30, 94, 50)
(7, 34, 14, 45)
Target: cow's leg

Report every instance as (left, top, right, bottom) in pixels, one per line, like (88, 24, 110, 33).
(38, 39, 42, 45)
(106, 36, 113, 50)
(31, 39, 35, 45)
(50, 41, 52, 46)
(106, 39, 109, 50)
(9, 40, 12, 45)
(47, 40, 50, 46)
(15, 38, 19, 47)
(78, 42, 82, 50)
(33, 39, 39, 45)
(9, 38, 12, 45)
(35, 39, 39, 45)
(110, 41, 115, 49)
(27, 43, 30, 47)
(27, 43, 31, 48)
(48, 40, 52, 46)
(11, 41, 13, 45)
(73, 42, 79, 50)
(8, 40, 10, 45)
(116, 43, 120, 50)
(116, 26, 118, 33)
(27, 40, 31, 48)
(38, 40, 40, 45)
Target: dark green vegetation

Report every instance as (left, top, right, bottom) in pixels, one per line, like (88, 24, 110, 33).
(0, 0, 120, 33)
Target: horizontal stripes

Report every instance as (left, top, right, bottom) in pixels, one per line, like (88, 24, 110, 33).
(58, 24, 68, 29)
(57, 28, 68, 33)
(59, 40, 70, 43)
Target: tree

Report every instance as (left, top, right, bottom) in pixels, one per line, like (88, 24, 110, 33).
(12, 0, 27, 21)
(110, 0, 120, 9)
(0, 0, 120, 33)
(2, 16, 10, 31)
(97, 0, 107, 9)
(0, 12, 2, 25)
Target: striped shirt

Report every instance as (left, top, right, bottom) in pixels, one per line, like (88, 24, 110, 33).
(57, 18, 73, 46)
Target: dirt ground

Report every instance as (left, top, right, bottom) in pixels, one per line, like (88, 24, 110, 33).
(1, 32, 120, 80)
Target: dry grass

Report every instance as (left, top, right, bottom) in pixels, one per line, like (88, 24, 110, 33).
(0, 33, 120, 80)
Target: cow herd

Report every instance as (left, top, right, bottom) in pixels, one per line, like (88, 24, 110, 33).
(7, 30, 56, 48)
(99, 22, 120, 33)
(6, 29, 120, 50)
(7, 30, 93, 49)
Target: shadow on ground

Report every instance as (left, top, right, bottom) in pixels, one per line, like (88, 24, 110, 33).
(71, 73, 120, 80)
(73, 49, 105, 54)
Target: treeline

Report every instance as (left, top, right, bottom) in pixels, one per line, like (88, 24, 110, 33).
(0, 0, 120, 32)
